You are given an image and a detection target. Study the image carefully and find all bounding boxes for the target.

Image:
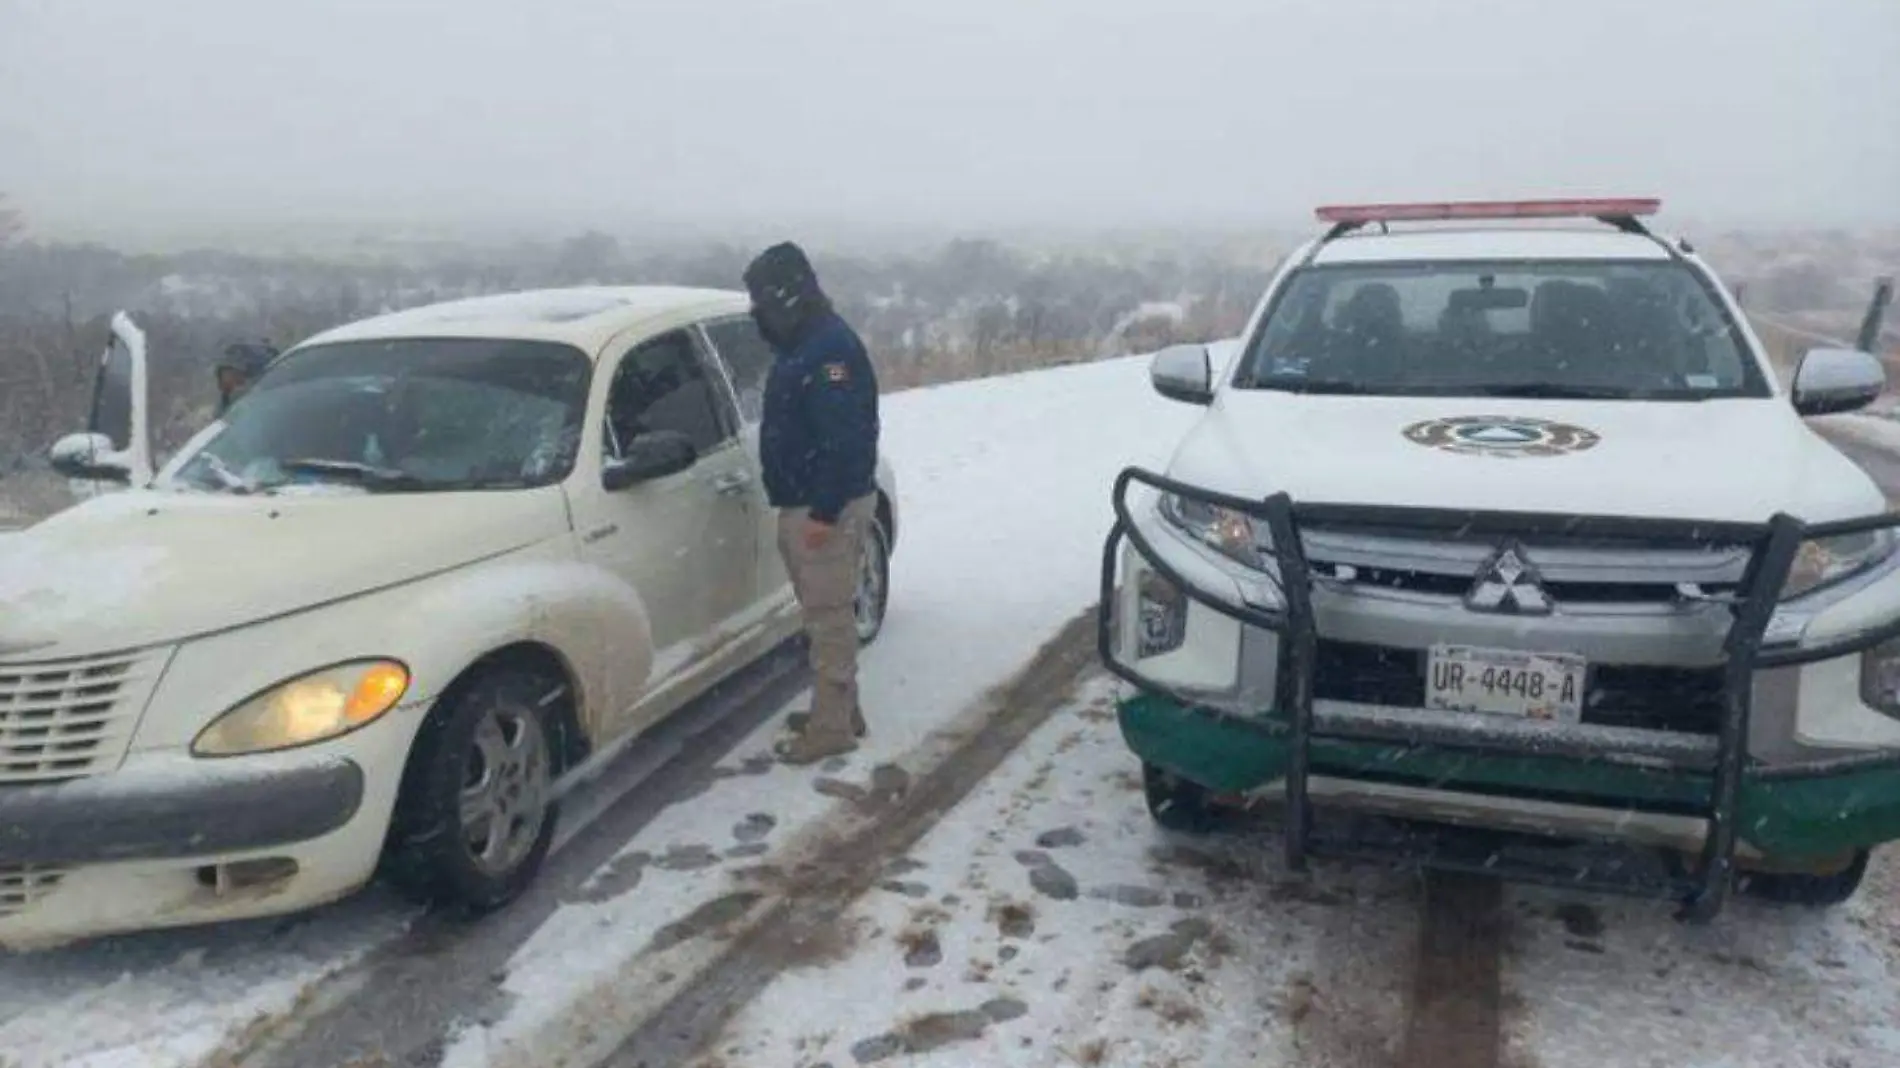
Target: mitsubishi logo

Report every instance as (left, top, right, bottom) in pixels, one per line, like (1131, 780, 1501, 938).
(1466, 541, 1552, 615)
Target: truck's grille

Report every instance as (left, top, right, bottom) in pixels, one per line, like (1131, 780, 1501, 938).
(0, 865, 67, 917)
(1311, 561, 1738, 606)
(0, 649, 167, 785)
(1312, 639, 1725, 735)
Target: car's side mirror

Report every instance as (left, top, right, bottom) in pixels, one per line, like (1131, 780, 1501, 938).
(1792, 347, 1886, 417)
(1150, 344, 1214, 406)
(602, 430, 697, 490)
(47, 431, 133, 482)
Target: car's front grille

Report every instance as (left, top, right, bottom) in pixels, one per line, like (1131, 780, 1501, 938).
(0, 865, 67, 917)
(1312, 639, 1726, 735)
(0, 650, 167, 785)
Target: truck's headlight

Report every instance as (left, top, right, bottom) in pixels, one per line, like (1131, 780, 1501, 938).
(1160, 494, 1269, 571)
(193, 660, 411, 757)
(1783, 530, 1897, 601)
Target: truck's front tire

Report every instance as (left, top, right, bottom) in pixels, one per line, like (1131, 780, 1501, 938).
(1737, 849, 1870, 907)
(1142, 762, 1216, 833)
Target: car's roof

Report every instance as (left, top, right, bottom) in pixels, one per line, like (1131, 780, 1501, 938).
(1308, 226, 1675, 266)
(297, 286, 751, 357)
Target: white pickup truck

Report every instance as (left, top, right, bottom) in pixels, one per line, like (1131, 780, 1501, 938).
(1100, 198, 1900, 920)
(0, 287, 899, 947)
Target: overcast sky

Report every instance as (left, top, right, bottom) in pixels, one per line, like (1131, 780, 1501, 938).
(2, 0, 1895, 247)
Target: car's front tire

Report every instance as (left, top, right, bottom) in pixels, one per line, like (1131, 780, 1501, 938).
(854, 513, 893, 646)
(1737, 848, 1870, 907)
(382, 665, 562, 912)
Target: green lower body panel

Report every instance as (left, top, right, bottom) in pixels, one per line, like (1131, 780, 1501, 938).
(1117, 691, 1900, 861)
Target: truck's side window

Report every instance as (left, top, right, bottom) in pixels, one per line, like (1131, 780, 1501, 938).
(701, 316, 776, 425)
(603, 330, 733, 459)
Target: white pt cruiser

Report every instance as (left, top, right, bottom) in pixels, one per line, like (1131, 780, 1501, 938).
(0, 287, 899, 948)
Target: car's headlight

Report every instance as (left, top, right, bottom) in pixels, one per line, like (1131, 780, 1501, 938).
(1160, 494, 1269, 570)
(192, 660, 411, 757)
(1782, 530, 1897, 601)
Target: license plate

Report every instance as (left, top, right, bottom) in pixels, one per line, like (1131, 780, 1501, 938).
(1425, 645, 1585, 722)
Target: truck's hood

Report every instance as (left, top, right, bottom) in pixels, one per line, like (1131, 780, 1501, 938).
(1167, 392, 1883, 523)
(0, 487, 572, 659)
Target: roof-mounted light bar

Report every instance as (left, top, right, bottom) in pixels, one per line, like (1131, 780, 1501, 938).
(1314, 198, 1662, 224)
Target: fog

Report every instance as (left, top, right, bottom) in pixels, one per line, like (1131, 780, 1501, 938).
(3, 0, 1896, 248)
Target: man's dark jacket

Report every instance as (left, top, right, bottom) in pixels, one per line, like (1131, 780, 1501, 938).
(758, 311, 880, 525)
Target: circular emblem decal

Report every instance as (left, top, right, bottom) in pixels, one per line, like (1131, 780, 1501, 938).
(1401, 415, 1601, 459)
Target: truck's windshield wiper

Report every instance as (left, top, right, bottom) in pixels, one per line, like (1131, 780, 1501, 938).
(1261, 379, 1384, 396)
(275, 458, 429, 491)
(1466, 383, 1639, 400)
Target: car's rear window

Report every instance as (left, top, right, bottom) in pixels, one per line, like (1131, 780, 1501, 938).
(1233, 259, 1770, 401)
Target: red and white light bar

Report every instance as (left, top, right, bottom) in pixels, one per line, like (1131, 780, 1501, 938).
(1315, 198, 1661, 224)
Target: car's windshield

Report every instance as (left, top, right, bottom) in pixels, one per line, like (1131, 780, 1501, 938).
(165, 337, 592, 495)
(1233, 259, 1770, 401)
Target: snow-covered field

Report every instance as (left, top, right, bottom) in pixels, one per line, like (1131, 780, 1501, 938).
(0, 348, 1211, 1067)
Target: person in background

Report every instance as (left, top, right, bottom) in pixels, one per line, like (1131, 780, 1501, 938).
(215, 339, 278, 416)
(744, 242, 881, 766)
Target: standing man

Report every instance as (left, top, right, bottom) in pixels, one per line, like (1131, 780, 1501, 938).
(745, 242, 881, 766)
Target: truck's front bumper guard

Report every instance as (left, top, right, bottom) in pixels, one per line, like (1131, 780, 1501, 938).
(1097, 466, 1900, 921)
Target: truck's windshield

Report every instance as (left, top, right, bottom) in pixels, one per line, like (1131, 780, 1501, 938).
(1233, 259, 1770, 401)
(166, 337, 593, 494)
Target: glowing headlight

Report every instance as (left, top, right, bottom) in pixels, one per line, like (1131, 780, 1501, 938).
(1782, 530, 1897, 601)
(1160, 494, 1269, 570)
(193, 660, 411, 757)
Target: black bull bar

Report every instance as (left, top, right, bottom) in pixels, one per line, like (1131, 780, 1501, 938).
(1097, 466, 1900, 921)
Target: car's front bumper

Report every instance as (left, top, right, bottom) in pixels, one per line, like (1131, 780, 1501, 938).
(0, 723, 418, 951)
(0, 755, 363, 866)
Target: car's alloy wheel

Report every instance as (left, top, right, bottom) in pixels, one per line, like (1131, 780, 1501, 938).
(854, 516, 891, 645)
(383, 666, 562, 911)
(459, 700, 551, 879)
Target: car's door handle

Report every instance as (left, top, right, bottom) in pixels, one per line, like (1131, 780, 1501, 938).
(710, 471, 753, 496)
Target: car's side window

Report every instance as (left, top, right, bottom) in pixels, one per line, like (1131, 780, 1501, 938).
(603, 329, 735, 460)
(701, 316, 776, 425)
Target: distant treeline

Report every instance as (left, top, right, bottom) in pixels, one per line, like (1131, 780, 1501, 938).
(0, 231, 1277, 473)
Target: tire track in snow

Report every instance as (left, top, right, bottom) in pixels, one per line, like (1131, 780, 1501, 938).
(597, 609, 1100, 1068)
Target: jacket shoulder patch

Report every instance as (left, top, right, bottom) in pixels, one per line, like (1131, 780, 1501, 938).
(822, 362, 850, 384)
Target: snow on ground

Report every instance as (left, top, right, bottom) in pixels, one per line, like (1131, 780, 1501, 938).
(1503, 854, 1900, 1068)
(0, 892, 416, 1067)
(436, 349, 1216, 1065)
(698, 676, 1415, 1068)
(695, 682, 1900, 1068)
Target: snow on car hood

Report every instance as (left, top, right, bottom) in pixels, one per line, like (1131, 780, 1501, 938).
(0, 487, 572, 660)
(1167, 391, 1883, 524)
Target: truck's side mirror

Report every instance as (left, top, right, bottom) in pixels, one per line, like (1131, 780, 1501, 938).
(1150, 344, 1214, 406)
(602, 430, 697, 490)
(1792, 347, 1886, 417)
(48, 431, 134, 483)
